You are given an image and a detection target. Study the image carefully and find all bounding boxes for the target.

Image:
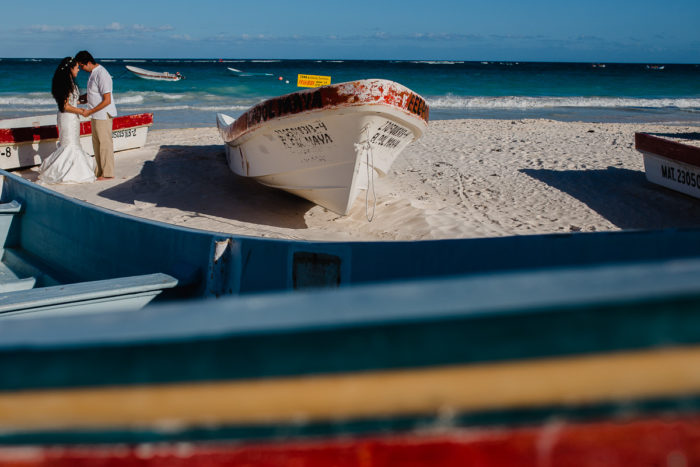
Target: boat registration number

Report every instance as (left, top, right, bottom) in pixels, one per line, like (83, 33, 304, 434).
(643, 153, 700, 200)
(0, 146, 13, 158)
(113, 128, 138, 139)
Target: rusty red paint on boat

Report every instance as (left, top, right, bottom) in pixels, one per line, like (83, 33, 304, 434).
(2, 416, 699, 466)
(220, 80, 429, 144)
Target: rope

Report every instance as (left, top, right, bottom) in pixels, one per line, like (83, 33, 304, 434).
(359, 125, 377, 222)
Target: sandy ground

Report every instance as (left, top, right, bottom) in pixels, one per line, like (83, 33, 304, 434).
(16, 119, 700, 241)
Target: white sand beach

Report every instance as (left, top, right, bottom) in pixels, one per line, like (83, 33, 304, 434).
(16, 119, 700, 241)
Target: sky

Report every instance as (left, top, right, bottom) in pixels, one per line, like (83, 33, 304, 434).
(1, 0, 699, 62)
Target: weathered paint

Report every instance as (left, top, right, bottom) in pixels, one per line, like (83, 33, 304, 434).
(219, 79, 429, 144)
(0, 113, 153, 144)
(636, 132, 700, 167)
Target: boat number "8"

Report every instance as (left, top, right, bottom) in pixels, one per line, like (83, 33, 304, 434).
(1, 147, 12, 158)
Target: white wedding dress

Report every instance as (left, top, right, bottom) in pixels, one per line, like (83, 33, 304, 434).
(38, 88, 96, 184)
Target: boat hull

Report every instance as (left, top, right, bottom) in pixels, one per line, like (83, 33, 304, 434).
(636, 132, 700, 199)
(0, 113, 153, 170)
(217, 79, 429, 215)
(2, 257, 700, 464)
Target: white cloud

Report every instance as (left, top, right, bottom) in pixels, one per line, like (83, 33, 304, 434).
(21, 23, 174, 35)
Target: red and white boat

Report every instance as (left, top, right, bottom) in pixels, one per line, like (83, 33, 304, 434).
(635, 132, 700, 199)
(217, 79, 429, 215)
(0, 113, 153, 170)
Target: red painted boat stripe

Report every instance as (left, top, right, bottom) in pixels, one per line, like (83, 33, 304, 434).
(636, 132, 700, 167)
(0, 416, 699, 466)
(0, 113, 153, 145)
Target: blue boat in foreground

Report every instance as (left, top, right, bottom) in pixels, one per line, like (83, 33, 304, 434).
(1, 169, 700, 465)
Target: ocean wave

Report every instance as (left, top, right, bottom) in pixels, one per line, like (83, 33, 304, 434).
(119, 104, 251, 112)
(411, 60, 464, 65)
(0, 95, 55, 106)
(428, 96, 700, 110)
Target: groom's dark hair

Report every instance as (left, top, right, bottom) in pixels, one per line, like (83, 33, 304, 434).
(75, 50, 96, 65)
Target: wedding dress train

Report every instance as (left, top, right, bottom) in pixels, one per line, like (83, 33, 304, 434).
(38, 89, 96, 184)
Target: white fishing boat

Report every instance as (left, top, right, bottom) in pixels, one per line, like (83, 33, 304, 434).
(227, 67, 273, 77)
(636, 132, 700, 199)
(217, 79, 429, 215)
(126, 65, 183, 81)
(0, 113, 153, 170)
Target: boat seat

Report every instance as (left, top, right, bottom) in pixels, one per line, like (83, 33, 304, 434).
(0, 200, 21, 248)
(0, 272, 178, 317)
(0, 277, 36, 293)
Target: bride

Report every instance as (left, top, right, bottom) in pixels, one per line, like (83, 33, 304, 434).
(38, 56, 96, 184)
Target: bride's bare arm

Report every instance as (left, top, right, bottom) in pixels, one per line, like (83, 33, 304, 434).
(63, 99, 86, 116)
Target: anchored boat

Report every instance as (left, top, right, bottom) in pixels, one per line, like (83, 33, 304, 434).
(0, 112, 153, 170)
(126, 65, 183, 81)
(217, 79, 429, 215)
(227, 67, 274, 77)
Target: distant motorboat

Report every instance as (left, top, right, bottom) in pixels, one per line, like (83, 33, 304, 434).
(217, 79, 429, 215)
(126, 65, 183, 81)
(646, 65, 665, 70)
(227, 67, 274, 77)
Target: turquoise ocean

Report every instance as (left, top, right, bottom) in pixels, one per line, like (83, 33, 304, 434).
(1, 58, 699, 129)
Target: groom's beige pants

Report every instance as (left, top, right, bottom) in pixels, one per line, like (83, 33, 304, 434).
(92, 117, 114, 178)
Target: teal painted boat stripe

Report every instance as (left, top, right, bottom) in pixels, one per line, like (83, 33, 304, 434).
(0, 286, 700, 391)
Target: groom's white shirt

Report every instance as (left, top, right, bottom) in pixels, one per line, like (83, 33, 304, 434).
(87, 65, 117, 120)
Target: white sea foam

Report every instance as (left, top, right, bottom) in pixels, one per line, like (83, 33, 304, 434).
(119, 104, 250, 112)
(428, 96, 700, 110)
(412, 60, 464, 65)
(0, 95, 54, 106)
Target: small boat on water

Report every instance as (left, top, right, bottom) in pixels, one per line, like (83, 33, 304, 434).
(126, 65, 183, 81)
(227, 67, 273, 77)
(217, 79, 429, 215)
(635, 131, 700, 199)
(0, 113, 153, 170)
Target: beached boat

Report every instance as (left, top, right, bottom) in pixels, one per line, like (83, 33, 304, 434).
(0, 112, 153, 170)
(1, 252, 700, 465)
(217, 79, 430, 215)
(635, 131, 700, 199)
(126, 65, 183, 81)
(3, 165, 700, 462)
(227, 67, 274, 77)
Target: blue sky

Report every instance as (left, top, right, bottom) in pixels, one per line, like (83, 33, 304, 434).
(2, 0, 699, 62)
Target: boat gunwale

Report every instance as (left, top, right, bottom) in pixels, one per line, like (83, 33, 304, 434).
(0, 113, 154, 145)
(218, 79, 429, 144)
(635, 132, 700, 167)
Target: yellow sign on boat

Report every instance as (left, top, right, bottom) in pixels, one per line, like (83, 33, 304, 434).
(297, 74, 331, 88)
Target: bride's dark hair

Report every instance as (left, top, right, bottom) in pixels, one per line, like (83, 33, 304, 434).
(51, 56, 78, 113)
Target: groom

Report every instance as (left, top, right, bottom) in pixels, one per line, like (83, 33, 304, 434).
(75, 50, 118, 180)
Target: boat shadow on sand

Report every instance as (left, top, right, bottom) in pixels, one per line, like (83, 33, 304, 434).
(97, 144, 314, 229)
(521, 166, 700, 230)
